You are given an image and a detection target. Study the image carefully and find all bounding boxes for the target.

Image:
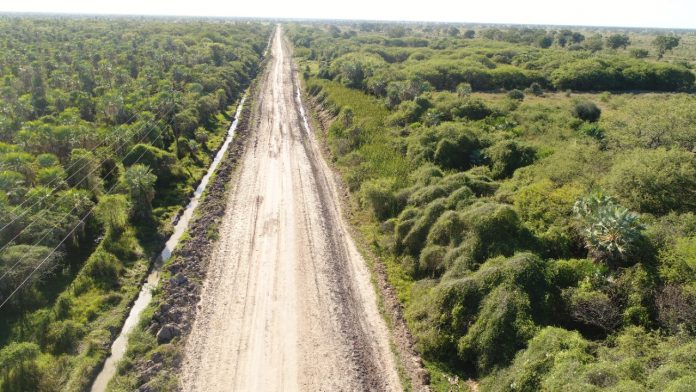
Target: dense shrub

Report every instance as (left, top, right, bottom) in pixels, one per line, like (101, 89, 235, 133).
(83, 250, 122, 284)
(486, 140, 536, 179)
(409, 253, 546, 365)
(551, 58, 694, 91)
(433, 135, 479, 170)
(658, 236, 696, 285)
(656, 284, 696, 334)
(459, 203, 530, 262)
(571, 100, 601, 122)
(398, 199, 447, 256)
(0, 342, 43, 392)
(483, 327, 591, 392)
(360, 178, 398, 220)
(513, 179, 583, 234)
(451, 98, 493, 120)
(419, 245, 449, 277)
(550, 258, 607, 288)
(45, 320, 84, 355)
(457, 285, 536, 372)
(122, 143, 177, 182)
(564, 287, 623, 332)
(507, 89, 525, 101)
(294, 24, 696, 389)
(606, 148, 696, 214)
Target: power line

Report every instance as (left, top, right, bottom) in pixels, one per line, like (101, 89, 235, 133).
(0, 113, 171, 284)
(1, 106, 146, 216)
(0, 125, 168, 310)
(0, 95, 176, 235)
(0, 104, 175, 255)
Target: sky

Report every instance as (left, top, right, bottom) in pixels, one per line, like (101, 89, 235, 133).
(1, 0, 694, 29)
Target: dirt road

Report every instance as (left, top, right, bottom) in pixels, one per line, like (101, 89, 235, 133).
(180, 27, 402, 391)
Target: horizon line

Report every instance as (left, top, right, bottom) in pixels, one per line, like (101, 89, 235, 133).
(1, 11, 695, 31)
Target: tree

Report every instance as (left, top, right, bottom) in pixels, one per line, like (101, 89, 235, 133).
(584, 34, 604, 52)
(571, 32, 585, 44)
(123, 164, 156, 220)
(537, 35, 553, 49)
(463, 30, 476, 39)
(66, 148, 102, 193)
(653, 35, 681, 59)
(29, 65, 48, 118)
(606, 34, 630, 49)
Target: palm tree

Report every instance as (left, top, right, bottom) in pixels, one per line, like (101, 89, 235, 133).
(123, 164, 156, 220)
(573, 192, 643, 265)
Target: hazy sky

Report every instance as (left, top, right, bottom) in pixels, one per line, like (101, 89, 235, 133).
(1, 0, 694, 29)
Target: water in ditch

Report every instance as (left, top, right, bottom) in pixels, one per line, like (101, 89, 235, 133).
(90, 96, 246, 392)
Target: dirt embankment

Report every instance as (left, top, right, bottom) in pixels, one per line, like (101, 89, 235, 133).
(116, 54, 266, 392)
(303, 68, 432, 392)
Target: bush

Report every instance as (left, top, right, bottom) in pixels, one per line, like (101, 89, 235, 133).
(529, 82, 543, 96)
(360, 178, 398, 220)
(483, 327, 591, 392)
(451, 98, 493, 120)
(656, 285, 696, 334)
(507, 89, 525, 101)
(565, 287, 623, 332)
(0, 342, 42, 392)
(578, 123, 605, 141)
(122, 143, 177, 181)
(83, 250, 122, 285)
(486, 140, 536, 179)
(426, 210, 465, 247)
(45, 320, 85, 354)
(400, 199, 446, 256)
(458, 202, 530, 264)
(457, 285, 537, 373)
(658, 236, 696, 285)
(551, 258, 607, 288)
(408, 278, 481, 359)
(419, 245, 448, 277)
(409, 253, 546, 364)
(572, 101, 601, 122)
(606, 148, 696, 214)
(513, 179, 583, 234)
(433, 134, 479, 170)
(630, 48, 650, 58)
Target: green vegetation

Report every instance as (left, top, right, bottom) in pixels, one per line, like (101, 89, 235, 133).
(0, 15, 270, 391)
(291, 22, 696, 390)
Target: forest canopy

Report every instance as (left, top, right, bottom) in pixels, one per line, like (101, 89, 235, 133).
(0, 15, 271, 391)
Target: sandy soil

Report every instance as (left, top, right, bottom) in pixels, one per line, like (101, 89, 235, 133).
(180, 27, 402, 392)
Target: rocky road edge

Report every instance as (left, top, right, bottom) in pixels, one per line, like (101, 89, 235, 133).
(109, 66, 265, 392)
(302, 87, 431, 392)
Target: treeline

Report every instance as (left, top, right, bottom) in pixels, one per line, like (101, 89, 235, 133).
(295, 23, 696, 391)
(289, 24, 694, 95)
(0, 16, 270, 391)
